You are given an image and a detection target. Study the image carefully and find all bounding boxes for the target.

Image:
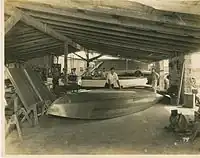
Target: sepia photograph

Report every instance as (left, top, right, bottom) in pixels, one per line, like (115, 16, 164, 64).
(2, 0, 200, 156)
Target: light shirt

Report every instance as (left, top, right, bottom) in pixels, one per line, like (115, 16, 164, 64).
(106, 72, 119, 84)
(151, 72, 159, 81)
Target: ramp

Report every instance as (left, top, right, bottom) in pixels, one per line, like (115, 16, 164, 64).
(24, 66, 55, 102)
(6, 67, 55, 111)
(6, 68, 41, 111)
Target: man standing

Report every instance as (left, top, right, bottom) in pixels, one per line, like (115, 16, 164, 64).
(134, 67, 143, 77)
(164, 74, 170, 91)
(52, 68, 60, 91)
(68, 68, 79, 92)
(151, 68, 159, 93)
(101, 68, 107, 79)
(105, 67, 121, 89)
(191, 77, 200, 105)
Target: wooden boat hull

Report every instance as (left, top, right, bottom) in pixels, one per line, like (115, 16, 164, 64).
(47, 89, 163, 119)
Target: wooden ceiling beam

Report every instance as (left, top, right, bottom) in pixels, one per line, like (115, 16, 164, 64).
(5, 11, 21, 35)
(75, 7, 200, 29)
(6, 34, 49, 44)
(73, 52, 87, 61)
(95, 49, 166, 61)
(10, 46, 77, 61)
(69, 37, 179, 55)
(6, 42, 62, 53)
(5, 5, 87, 51)
(52, 27, 197, 50)
(53, 26, 198, 49)
(6, 37, 58, 48)
(35, 18, 200, 45)
(78, 42, 169, 57)
(13, 3, 200, 37)
(60, 31, 193, 52)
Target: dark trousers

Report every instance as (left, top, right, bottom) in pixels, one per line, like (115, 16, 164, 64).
(52, 78, 59, 90)
(104, 83, 114, 89)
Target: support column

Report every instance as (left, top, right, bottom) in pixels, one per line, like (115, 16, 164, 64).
(183, 54, 192, 94)
(183, 54, 193, 107)
(155, 60, 165, 91)
(64, 42, 68, 85)
(125, 59, 128, 72)
(86, 50, 90, 68)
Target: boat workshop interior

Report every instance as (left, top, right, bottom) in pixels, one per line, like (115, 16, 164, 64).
(3, 0, 200, 155)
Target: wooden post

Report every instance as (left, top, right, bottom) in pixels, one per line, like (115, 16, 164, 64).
(193, 93, 196, 109)
(125, 59, 128, 72)
(85, 50, 90, 68)
(176, 59, 185, 106)
(64, 42, 68, 85)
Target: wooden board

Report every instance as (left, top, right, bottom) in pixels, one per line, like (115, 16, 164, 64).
(6, 68, 40, 111)
(24, 66, 55, 102)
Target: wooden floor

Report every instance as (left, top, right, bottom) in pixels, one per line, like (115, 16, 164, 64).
(5, 104, 200, 155)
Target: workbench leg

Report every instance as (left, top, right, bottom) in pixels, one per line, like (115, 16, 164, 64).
(20, 108, 32, 125)
(5, 115, 23, 140)
(33, 105, 39, 126)
(14, 115, 23, 141)
(5, 120, 11, 138)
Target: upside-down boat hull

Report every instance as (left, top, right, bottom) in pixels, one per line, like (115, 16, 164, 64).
(47, 88, 163, 119)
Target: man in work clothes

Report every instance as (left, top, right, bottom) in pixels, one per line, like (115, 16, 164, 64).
(134, 67, 143, 77)
(52, 68, 60, 91)
(68, 68, 79, 92)
(105, 67, 121, 89)
(101, 68, 107, 79)
(151, 68, 159, 93)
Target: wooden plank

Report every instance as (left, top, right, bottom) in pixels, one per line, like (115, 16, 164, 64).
(5, 12, 21, 35)
(5, 5, 84, 51)
(12, 3, 200, 37)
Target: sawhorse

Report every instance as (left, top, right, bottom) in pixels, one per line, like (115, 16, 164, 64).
(5, 94, 40, 140)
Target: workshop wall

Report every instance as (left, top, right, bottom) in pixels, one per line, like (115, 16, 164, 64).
(26, 55, 53, 69)
(98, 59, 149, 71)
(168, 53, 193, 105)
(191, 52, 200, 89)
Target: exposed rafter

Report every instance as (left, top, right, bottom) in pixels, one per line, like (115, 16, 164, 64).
(5, 5, 86, 51)
(33, 18, 200, 45)
(5, 11, 21, 35)
(4, 1, 200, 62)
(11, 2, 200, 37)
